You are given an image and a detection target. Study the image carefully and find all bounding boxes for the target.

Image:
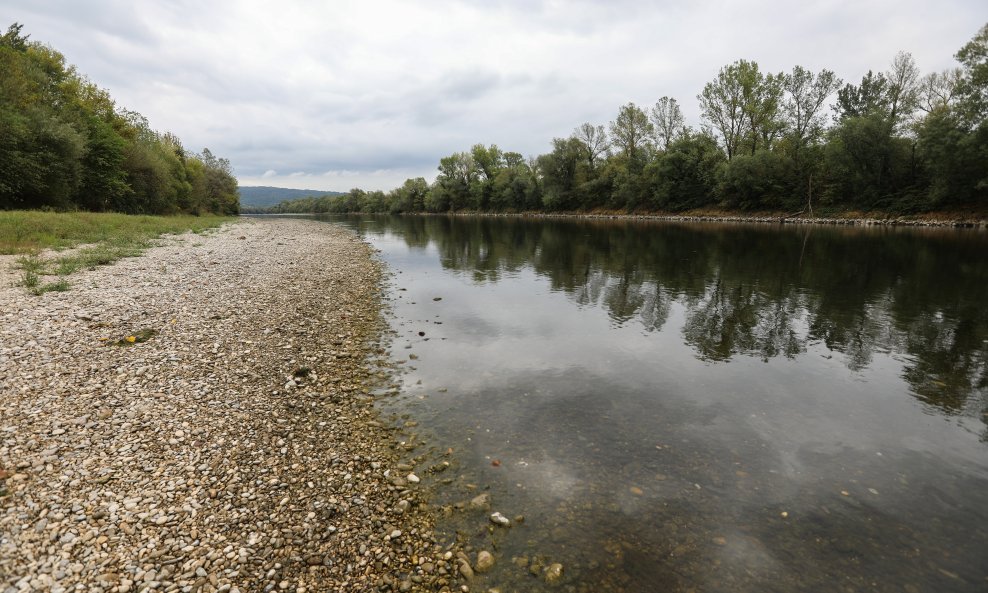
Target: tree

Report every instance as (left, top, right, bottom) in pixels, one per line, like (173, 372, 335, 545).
(834, 71, 891, 121)
(955, 22, 988, 124)
(646, 131, 724, 211)
(537, 137, 584, 210)
(573, 122, 609, 173)
(918, 68, 963, 114)
(885, 51, 921, 132)
(470, 144, 504, 181)
(608, 102, 654, 163)
(0, 22, 238, 215)
(650, 96, 685, 150)
(700, 63, 746, 159)
(916, 108, 987, 207)
(491, 155, 539, 211)
(783, 66, 841, 163)
(700, 60, 783, 158)
(835, 53, 919, 132)
(433, 151, 476, 211)
(0, 22, 28, 51)
(392, 177, 429, 212)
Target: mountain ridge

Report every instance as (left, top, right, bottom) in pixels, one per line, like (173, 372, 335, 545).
(238, 186, 344, 208)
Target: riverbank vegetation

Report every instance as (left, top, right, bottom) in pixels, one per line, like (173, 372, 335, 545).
(1, 210, 231, 294)
(0, 24, 239, 215)
(259, 23, 987, 218)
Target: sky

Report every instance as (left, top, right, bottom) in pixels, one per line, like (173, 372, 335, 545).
(3, 1, 984, 191)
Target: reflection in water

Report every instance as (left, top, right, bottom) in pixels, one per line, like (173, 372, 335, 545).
(328, 215, 988, 592)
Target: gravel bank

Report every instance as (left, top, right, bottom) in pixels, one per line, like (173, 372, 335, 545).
(0, 219, 466, 593)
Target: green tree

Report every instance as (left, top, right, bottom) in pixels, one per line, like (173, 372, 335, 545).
(700, 60, 783, 158)
(538, 137, 584, 211)
(718, 150, 798, 211)
(433, 152, 476, 211)
(650, 96, 685, 150)
(608, 102, 654, 164)
(392, 177, 429, 212)
(918, 68, 963, 114)
(955, 22, 988, 124)
(783, 66, 841, 164)
(834, 71, 890, 121)
(646, 131, 724, 211)
(573, 122, 609, 174)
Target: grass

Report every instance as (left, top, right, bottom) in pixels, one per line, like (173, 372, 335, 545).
(0, 210, 232, 254)
(2, 211, 233, 294)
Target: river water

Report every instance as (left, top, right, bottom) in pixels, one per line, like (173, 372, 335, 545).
(329, 215, 988, 593)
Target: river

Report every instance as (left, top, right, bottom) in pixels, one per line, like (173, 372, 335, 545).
(328, 215, 988, 593)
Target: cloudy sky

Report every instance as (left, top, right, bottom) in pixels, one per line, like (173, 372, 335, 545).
(3, 1, 983, 191)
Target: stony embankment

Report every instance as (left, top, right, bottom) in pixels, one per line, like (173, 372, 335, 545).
(436, 210, 987, 228)
(0, 219, 467, 593)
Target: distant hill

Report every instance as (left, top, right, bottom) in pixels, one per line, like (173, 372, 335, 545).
(238, 186, 344, 208)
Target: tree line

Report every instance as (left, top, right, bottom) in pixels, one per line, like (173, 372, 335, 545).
(265, 23, 987, 217)
(0, 24, 239, 215)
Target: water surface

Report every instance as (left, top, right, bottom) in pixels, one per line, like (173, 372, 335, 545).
(330, 215, 988, 593)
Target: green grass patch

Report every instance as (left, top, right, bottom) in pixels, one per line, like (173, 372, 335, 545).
(30, 279, 71, 296)
(4, 210, 233, 295)
(0, 210, 232, 255)
(54, 241, 152, 275)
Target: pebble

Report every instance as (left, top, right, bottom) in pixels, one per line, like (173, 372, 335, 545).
(489, 512, 511, 527)
(468, 493, 490, 510)
(475, 551, 495, 573)
(0, 220, 468, 593)
(544, 563, 564, 585)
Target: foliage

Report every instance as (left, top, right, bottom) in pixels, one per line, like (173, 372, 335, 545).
(0, 23, 238, 215)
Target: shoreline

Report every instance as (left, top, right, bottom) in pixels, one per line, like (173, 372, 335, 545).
(0, 219, 466, 593)
(246, 210, 988, 229)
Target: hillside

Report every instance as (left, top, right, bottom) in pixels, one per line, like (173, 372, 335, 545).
(238, 186, 344, 208)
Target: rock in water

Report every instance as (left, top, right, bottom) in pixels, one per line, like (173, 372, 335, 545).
(490, 511, 511, 527)
(469, 493, 490, 510)
(475, 550, 495, 573)
(544, 563, 564, 585)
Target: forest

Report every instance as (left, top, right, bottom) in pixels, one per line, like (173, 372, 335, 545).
(262, 23, 988, 217)
(0, 24, 239, 215)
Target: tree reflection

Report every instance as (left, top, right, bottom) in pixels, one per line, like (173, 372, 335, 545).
(345, 215, 988, 428)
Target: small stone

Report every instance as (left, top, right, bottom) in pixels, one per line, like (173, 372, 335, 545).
(469, 493, 490, 510)
(475, 551, 495, 573)
(407, 473, 420, 484)
(544, 563, 564, 585)
(458, 562, 474, 581)
(489, 512, 510, 527)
